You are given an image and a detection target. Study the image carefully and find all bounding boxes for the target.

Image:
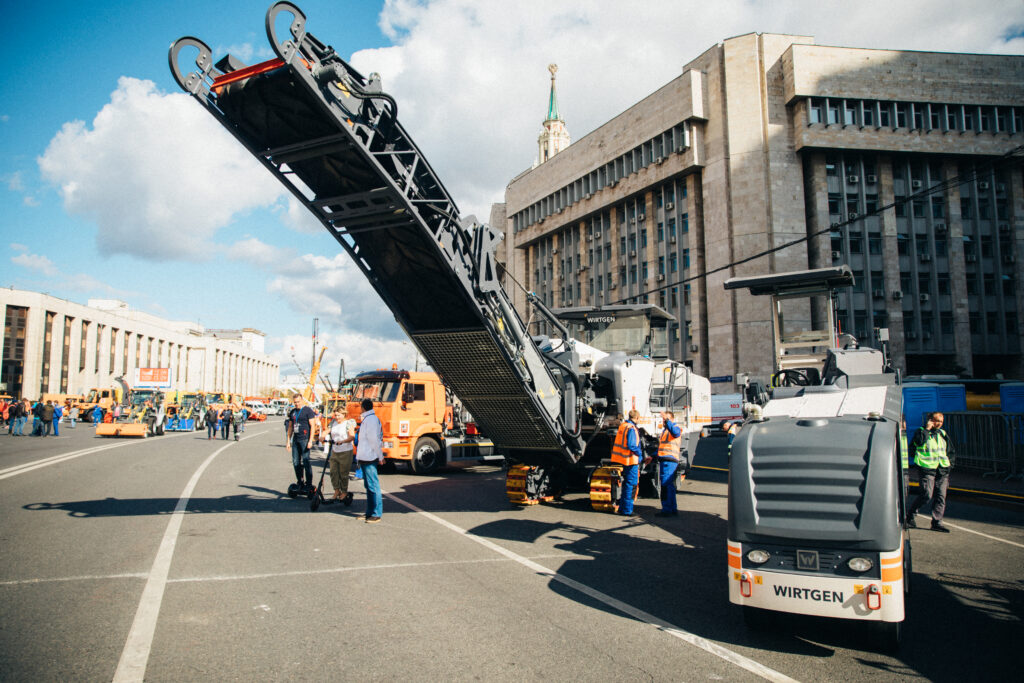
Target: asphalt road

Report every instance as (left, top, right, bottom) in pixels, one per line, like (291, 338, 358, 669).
(0, 420, 1021, 681)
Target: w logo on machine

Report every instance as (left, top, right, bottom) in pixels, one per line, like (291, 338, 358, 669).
(796, 550, 819, 571)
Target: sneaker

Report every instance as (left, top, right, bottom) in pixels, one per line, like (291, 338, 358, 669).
(343, 492, 353, 507)
(365, 516, 381, 524)
(906, 516, 917, 528)
(931, 521, 951, 533)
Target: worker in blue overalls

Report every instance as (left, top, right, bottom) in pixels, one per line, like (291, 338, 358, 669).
(611, 409, 644, 516)
(655, 410, 682, 517)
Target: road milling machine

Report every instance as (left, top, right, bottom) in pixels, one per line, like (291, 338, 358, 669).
(723, 266, 909, 650)
(96, 387, 168, 438)
(169, 1, 709, 512)
(164, 391, 207, 431)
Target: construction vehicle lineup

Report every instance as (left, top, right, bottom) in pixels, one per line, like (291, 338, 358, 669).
(170, 2, 710, 513)
(167, 2, 912, 652)
(723, 267, 908, 648)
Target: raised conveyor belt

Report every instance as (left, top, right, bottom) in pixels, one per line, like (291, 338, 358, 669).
(170, 2, 574, 459)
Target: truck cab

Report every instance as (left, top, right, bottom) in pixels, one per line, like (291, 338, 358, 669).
(345, 368, 500, 474)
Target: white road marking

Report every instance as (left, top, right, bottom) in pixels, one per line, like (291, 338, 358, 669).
(0, 550, 667, 588)
(0, 429, 197, 481)
(112, 429, 267, 683)
(915, 513, 1024, 549)
(0, 572, 147, 586)
(384, 491, 800, 683)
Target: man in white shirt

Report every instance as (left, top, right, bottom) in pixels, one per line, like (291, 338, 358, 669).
(354, 398, 385, 523)
(322, 409, 355, 505)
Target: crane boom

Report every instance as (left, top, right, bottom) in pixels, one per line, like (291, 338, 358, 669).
(170, 2, 583, 466)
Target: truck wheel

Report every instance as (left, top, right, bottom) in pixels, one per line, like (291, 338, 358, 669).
(411, 437, 442, 474)
(157, 418, 166, 436)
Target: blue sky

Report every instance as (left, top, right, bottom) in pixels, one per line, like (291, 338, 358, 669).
(2, 0, 1021, 379)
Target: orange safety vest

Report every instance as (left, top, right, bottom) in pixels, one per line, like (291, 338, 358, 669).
(611, 421, 640, 466)
(657, 427, 681, 461)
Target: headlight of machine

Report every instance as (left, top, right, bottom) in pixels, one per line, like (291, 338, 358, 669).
(846, 557, 874, 573)
(746, 549, 770, 564)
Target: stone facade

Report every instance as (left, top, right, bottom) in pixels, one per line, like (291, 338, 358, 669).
(497, 34, 1024, 388)
(0, 289, 280, 400)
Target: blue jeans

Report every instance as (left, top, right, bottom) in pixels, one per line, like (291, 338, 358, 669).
(292, 438, 313, 483)
(13, 416, 26, 435)
(360, 461, 383, 518)
(618, 464, 639, 514)
(659, 459, 679, 513)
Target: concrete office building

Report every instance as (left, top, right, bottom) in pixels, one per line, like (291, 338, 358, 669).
(0, 288, 280, 399)
(493, 36, 1024, 387)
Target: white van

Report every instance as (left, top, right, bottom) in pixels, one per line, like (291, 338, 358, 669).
(270, 398, 290, 415)
(244, 400, 271, 416)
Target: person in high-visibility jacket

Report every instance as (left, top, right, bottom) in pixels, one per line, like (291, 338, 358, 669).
(655, 410, 682, 518)
(611, 409, 644, 516)
(899, 415, 909, 502)
(907, 411, 954, 533)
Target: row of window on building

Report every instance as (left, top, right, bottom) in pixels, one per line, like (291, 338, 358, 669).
(1, 305, 263, 399)
(513, 122, 691, 233)
(808, 98, 1024, 135)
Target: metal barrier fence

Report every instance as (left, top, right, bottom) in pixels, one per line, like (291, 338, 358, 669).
(930, 412, 1024, 481)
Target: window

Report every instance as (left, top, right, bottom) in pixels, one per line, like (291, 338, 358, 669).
(827, 101, 839, 124)
(809, 98, 824, 124)
(681, 214, 689, 234)
(931, 197, 945, 219)
(966, 272, 978, 295)
(80, 321, 88, 371)
(657, 224, 664, 242)
(826, 158, 838, 176)
(961, 198, 973, 219)
(862, 102, 874, 126)
(850, 236, 863, 254)
(879, 103, 891, 127)
(912, 200, 925, 218)
(683, 249, 690, 269)
(658, 256, 665, 275)
(935, 239, 947, 257)
(670, 253, 678, 273)
(868, 236, 882, 255)
(828, 194, 841, 215)
(896, 103, 908, 128)
(937, 274, 950, 294)
(897, 235, 909, 255)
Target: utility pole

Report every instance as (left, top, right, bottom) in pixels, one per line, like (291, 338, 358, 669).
(311, 317, 319, 397)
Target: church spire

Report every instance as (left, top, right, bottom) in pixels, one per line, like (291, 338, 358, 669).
(546, 63, 560, 122)
(535, 64, 571, 167)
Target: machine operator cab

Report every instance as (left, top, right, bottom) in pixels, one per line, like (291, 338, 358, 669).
(723, 266, 908, 651)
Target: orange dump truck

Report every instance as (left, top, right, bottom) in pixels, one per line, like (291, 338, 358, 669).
(344, 368, 501, 474)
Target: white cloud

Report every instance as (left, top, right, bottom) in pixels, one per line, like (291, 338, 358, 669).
(3, 171, 24, 192)
(12, 252, 58, 277)
(37, 77, 285, 261)
(266, 331, 418, 378)
(230, 237, 404, 340)
(345, 0, 1024, 220)
(214, 42, 275, 65)
(276, 195, 323, 235)
(9, 250, 135, 298)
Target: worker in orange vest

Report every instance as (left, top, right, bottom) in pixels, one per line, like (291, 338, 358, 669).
(655, 410, 683, 518)
(611, 409, 644, 516)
